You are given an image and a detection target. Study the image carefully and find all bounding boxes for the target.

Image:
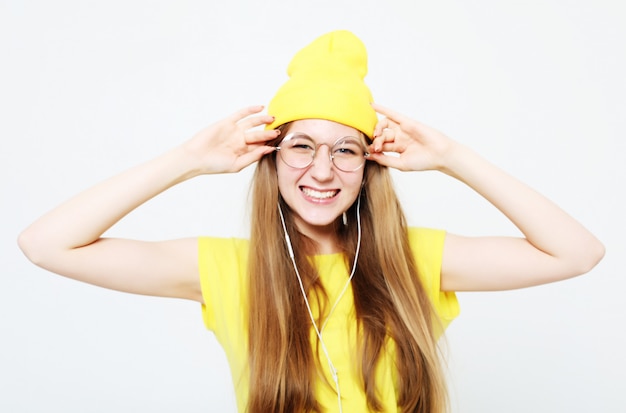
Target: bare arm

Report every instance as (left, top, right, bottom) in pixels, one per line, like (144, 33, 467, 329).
(436, 144, 604, 291)
(18, 106, 279, 301)
(369, 103, 605, 291)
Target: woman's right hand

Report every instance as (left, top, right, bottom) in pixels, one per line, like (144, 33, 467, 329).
(182, 105, 280, 175)
(18, 105, 280, 302)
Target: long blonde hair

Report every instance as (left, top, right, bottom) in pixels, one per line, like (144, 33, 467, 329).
(246, 131, 448, 413)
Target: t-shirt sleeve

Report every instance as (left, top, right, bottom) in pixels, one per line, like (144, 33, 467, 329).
(197, 236, 249, 332)
(408, 227, 460, 331)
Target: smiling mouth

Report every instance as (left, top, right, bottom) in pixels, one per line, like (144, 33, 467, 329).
(301, 186, 339, 199)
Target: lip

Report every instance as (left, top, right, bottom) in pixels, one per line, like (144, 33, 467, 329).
(299, 186, 340, 203)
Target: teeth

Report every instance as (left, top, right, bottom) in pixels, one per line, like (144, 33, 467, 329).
(302, 187, 337, 199)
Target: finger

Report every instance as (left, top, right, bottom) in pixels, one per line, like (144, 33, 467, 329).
(229, 105, 265, 123)
(383, 127, 396, 140)
(370, 136, 384, 153)
(372, 118, 389, 138)
(233, 145, 276, 172)
(239, 114, 277, 131)
(372, 103, 407, 126)
(367, 152, 406, 171)
(371, 134, 388, 153)
(371, 127, 397, 152)
(245, 128, 281, 144)
(373, 117, 401, 139)
(377, 140, 405, 154)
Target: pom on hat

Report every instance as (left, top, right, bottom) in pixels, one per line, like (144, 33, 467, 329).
(266, 30, 377, 139)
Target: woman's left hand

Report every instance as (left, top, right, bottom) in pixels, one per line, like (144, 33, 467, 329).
(368, 105, 605, 292)
(368, 103, 455, 172)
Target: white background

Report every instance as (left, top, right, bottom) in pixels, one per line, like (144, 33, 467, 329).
(2, 1, 624, 412)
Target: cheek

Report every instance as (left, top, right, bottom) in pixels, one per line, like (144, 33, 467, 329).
(276, 174, 288, 196)
(276, 162, 299, 194)
(345, 171, 365, 192)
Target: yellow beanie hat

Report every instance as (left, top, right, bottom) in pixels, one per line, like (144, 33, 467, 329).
(266, 30, 377, 138)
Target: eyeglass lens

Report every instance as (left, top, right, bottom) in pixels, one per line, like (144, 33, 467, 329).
(278, 133, 367, 172)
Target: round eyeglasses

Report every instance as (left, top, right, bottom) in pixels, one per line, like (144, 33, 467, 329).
(275, 132, 370, 172)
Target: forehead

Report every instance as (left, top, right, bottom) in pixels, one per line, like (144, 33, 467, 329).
(286, 119, 361, 141)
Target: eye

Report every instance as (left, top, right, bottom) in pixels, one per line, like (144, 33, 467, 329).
(293, 143, 314, 150)
(335, 147, 357, 155)
(285, 134, 315, 152)
(333, 138, 363, 156)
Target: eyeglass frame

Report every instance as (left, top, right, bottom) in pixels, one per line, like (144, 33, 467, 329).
(274, 132, 371, 172)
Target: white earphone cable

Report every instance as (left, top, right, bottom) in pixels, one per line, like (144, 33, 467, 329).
(277, 194, 362, 413)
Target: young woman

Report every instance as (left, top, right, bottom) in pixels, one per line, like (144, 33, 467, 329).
(18, 31, 604, 413)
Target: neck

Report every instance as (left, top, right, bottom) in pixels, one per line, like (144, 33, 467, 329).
(294, 219, 341, 255)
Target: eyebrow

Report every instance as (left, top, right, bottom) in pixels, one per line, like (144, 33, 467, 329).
(285, 131, 368, 146)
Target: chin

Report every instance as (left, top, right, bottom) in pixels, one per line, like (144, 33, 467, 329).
(295, 212, 341, 230)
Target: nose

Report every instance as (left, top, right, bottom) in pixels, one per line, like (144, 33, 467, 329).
(309, 144, 334, 181)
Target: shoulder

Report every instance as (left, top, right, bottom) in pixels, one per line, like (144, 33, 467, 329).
(198, 236, 249, 255)
(407, 227, 446, 256)
(198, 236, 250, 276)
(198, 237, 250, 330)
(407, 227, 460, 329)
(197, 237, 250, 284)
(407, 227, 447, 289)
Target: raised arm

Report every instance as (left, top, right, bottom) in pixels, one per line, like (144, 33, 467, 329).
(18, 106, 279, 301)
(369, 103, 605, 292)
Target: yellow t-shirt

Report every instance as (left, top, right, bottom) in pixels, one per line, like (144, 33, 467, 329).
(198, 227, 459, 412)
